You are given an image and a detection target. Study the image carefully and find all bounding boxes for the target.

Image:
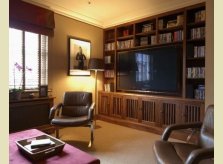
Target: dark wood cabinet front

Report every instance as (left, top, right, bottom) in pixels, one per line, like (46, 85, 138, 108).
(9, 97, 54, 133)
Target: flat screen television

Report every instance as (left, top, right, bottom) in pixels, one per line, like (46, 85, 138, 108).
(116, 45, 182, 96)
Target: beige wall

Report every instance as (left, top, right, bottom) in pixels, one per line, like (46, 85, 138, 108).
(205, 0, 214, 108)
(48, 14, 103, 105)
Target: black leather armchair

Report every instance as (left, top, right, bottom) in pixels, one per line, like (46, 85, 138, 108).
(49, 91, 95, 147)
(153, 105, 214, 164)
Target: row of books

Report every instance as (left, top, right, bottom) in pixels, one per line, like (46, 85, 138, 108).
(104, 42, 115, 51)
(117, 39, 134, 49)
(194, 85, 205, 100)
(104, 83, 114, 92)
(190, 27, 205, 39)
(159, 31, 183, 44)
(140, 37, 148, 46)
(195, 10, 205, 22)
(138, 35, 156, 46)
(194, 46, 205, 58)
(173, 30, 184, 41)
(104, 56, 112, 64)
(187, 67, 205, 79)
(159, 33, 172, 43)
(104, 70, 115, 78)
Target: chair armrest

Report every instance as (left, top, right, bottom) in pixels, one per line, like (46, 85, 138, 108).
(162, 122, 203, 141)
(49, 103, 63, 120)
(88, 102, 95, 120)
(185, 147, 214, 164)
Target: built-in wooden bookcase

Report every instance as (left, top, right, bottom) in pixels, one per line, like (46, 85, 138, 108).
(101, 2, 206, 141)
(102, 2, 205, 101)
(104, 28, 116, 92)
(186, 4, 206, 100)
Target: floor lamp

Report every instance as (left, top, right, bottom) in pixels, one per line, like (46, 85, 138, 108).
(88, 58, 104, 127)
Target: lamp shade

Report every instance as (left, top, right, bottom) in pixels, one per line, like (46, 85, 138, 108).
(88, 58, 104, 71)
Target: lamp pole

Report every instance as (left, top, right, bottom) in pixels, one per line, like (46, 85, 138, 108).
(94, 70, 98, 127)
(88, 58, 104, 128)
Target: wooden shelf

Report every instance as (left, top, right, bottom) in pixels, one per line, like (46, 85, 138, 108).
(104, 50, 115, 53)
(187, 21, 205, 27)
(135, 31, 156, 36)
(105, 38, 115, 43)
(187, 38, 205, 42)
(186, 57, 205, 60)
(117, 35, 134, 40)
(158, 25, 183, 32)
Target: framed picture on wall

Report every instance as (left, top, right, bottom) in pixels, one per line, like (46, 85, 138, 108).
(39, 85, 48, 97)
(68, 36, 91, 76)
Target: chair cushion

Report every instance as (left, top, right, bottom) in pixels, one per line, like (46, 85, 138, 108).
(51, 115, 90, 126)
(63, 92, 92, 106)
(153, 141, 199, 164)
(62, 105, 89, 117)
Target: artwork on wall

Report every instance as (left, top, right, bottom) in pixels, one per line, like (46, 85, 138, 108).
(68, 36, 91, 76)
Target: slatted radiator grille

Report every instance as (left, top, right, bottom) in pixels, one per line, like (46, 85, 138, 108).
(142, 101, 155, 122)
(99, 96, 109, 115)
(111, 97, 122, 117)
(163, 103, 176, 125)
(185, 105, 201, 122)
(126, 99, 138, 119)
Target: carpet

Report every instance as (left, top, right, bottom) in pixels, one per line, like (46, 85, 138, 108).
(55, 120, 166, 164)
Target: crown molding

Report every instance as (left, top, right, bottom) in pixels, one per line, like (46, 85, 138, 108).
(23, 0, 205, 29)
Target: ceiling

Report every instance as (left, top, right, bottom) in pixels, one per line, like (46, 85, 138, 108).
(23, 0, 205, 28)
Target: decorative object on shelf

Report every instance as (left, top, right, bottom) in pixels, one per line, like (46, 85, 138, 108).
(167, 20, 177, 28)
(176, 15, 184, 26)
(195, 10, 205, 22)
(68, 36, 91, 76)
(142, 23, 153, 32)
(158, 19, 163, 29)
(39, 85, 48, 97)
(88, 58, 104, 127)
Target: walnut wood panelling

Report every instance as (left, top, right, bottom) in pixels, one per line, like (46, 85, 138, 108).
(183, 103, 204, 123)
(110, 94, 123, 118)
(162, 103, 177, 126)
(123, 96, 139, 122)
(141, 99, 156, 126)
(98, 92, 110, 116)
(98, 91, 204, 140)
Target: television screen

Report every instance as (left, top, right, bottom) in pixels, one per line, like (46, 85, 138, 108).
(116, 46, 182, 95)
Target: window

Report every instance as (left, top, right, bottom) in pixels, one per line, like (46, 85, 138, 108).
(9, 28, 48, 90)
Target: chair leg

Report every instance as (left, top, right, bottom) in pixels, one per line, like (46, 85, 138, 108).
(88, 123, 94, 147)
(55, 128, 59, 138)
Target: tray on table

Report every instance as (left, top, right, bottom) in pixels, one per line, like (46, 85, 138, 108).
(16, 134, 65, 161)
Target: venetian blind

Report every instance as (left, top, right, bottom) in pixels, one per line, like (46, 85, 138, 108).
(9, 28, 48, 90)
(9, 28, 23, 89)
